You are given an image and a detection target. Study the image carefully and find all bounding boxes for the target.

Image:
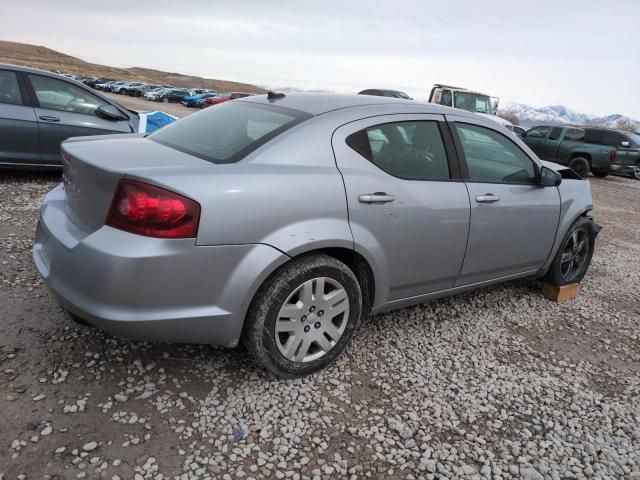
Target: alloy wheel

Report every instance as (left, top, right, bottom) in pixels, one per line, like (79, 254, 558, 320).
(560, 228, 589, 282)
(634, 163, 640, 180)
(275, 277, 349, 363)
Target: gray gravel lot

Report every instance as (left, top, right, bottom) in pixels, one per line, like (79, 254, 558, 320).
(0, 171, 639, 480)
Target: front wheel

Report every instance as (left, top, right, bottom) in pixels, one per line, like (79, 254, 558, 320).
(243, 254, 363, 378)
(543, 217, 596, 286)
(568, 157, 591, 178)
(633, 162, 640, 180)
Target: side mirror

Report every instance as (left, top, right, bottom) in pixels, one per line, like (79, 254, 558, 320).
(540, 166, 562, 187)
(97, 104, 128, 121)
(621, 141, 630, 147)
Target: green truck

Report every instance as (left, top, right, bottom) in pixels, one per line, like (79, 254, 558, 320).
(521, 125, 615, 178)
(522, 125, 640, 179)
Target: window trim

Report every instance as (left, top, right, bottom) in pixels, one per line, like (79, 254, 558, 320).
(345, 119, 461, 182)
(0, 69, 27, 107)
(451, 120, 541, 186)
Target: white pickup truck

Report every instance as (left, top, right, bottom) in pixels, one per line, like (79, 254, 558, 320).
(428, 84, 514, 131)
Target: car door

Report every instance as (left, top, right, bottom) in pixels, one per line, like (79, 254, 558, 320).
(26, 73, 134, 164)
(450, 117, 560, 286)
(521, 125, 551, 156)
(0, 69, 40, 166)
(332, 114, 470, 301)
(537, 126, 564, 160)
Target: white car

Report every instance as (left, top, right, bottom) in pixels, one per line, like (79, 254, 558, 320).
(144, 88, 167, 101)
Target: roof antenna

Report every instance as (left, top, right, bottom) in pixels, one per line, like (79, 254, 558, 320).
(267, 91, 285, 101)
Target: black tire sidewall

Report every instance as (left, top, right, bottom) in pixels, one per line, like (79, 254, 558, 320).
(568, 157, 590, 178)
(544, 217, 595, 286)
(244, 255, 362, 378)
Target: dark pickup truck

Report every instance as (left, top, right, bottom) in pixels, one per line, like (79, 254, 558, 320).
(583, 128, 640, 180)
(522, 125, 616, 178)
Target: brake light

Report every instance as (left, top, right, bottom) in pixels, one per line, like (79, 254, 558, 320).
(610, 149, 617, 163)
(106, 180, 200, 238)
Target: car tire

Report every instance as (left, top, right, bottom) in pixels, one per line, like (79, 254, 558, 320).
(568, 157, 590, 178)
(542, 216, 596, 286)
(633, 162, 640, 180)
(592, 170, 608, 178)
(163, 98, 169, 103)
(243, 254, 363, 378)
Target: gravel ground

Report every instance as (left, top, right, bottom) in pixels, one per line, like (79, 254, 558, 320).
(0, 171, 639, 480)
(103, 92, 194, 118)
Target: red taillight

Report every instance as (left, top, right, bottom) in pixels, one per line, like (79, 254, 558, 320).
(610, 149, 617, 163)
(106, 180, 200, 238)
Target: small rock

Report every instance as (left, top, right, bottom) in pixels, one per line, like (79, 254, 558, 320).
(82, 442, 98, 452)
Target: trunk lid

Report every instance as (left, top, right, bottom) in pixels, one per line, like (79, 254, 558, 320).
(61, 134, 212, 233)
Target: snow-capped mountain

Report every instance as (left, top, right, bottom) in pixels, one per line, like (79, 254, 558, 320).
(500, 102, 639, 130)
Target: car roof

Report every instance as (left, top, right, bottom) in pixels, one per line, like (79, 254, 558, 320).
(240, 92, 471, 117)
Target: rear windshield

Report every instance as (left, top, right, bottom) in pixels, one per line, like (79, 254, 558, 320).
(149, 102, 310, 164)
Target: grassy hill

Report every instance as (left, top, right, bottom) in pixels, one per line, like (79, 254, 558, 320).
(0, 40, 266, 93)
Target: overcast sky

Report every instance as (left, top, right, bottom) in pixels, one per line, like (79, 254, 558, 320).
(2, 0, 638, 117)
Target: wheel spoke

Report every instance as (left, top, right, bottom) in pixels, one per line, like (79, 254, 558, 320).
(300, 281, 314, 305)
(278, 304, 302, 320)
(570, 230, 579, 248)
(275, 319, 300, 334)
(294, 337, 313, 362)
(282, 335, 304, 359)
(315, 334, 334, 352)
(561, 251, 573, 264)
(313, 277, 325, 299)
(323, 322, 343, 342)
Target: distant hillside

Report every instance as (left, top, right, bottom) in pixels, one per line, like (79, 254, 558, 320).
(501, 101, 639, 131)
(0, 40, 266, 93)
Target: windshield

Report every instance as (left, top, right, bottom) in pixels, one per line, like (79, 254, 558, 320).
(149, 102, 311, 164)
(454, 92, 493, 114)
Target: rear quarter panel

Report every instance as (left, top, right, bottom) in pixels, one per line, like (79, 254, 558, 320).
(561, 141, 613, 170)
(134, 118, 353, 253)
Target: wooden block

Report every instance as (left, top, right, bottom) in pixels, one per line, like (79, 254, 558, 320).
(542, 283, 580, 302)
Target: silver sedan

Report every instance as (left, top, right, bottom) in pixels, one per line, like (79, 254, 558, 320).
(34, 93, 599, 377)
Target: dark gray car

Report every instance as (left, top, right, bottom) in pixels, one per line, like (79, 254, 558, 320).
(0, 64, 138, 168)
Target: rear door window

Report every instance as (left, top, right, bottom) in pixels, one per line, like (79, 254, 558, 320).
(526, 126, 551, 139)
(150, 102, 310, 164)
(548, 127, 563, 140)
(346, 121, 450, 180)
(0, 70, 23, 106)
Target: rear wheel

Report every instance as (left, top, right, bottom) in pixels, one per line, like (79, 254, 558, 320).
(568, 157, 590, 178)
(243, 254, 362, 378)
(633, 162, 640, 180)
(543, 217, 595, 286)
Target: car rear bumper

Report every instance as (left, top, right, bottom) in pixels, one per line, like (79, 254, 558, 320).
(33, 184, 287, 346)
(609, 163, 639, 176)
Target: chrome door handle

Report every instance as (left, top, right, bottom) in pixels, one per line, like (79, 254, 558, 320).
(359, 193, 395, 204)
(39, 116, 60, 122)
(475, 194, 500, 203)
